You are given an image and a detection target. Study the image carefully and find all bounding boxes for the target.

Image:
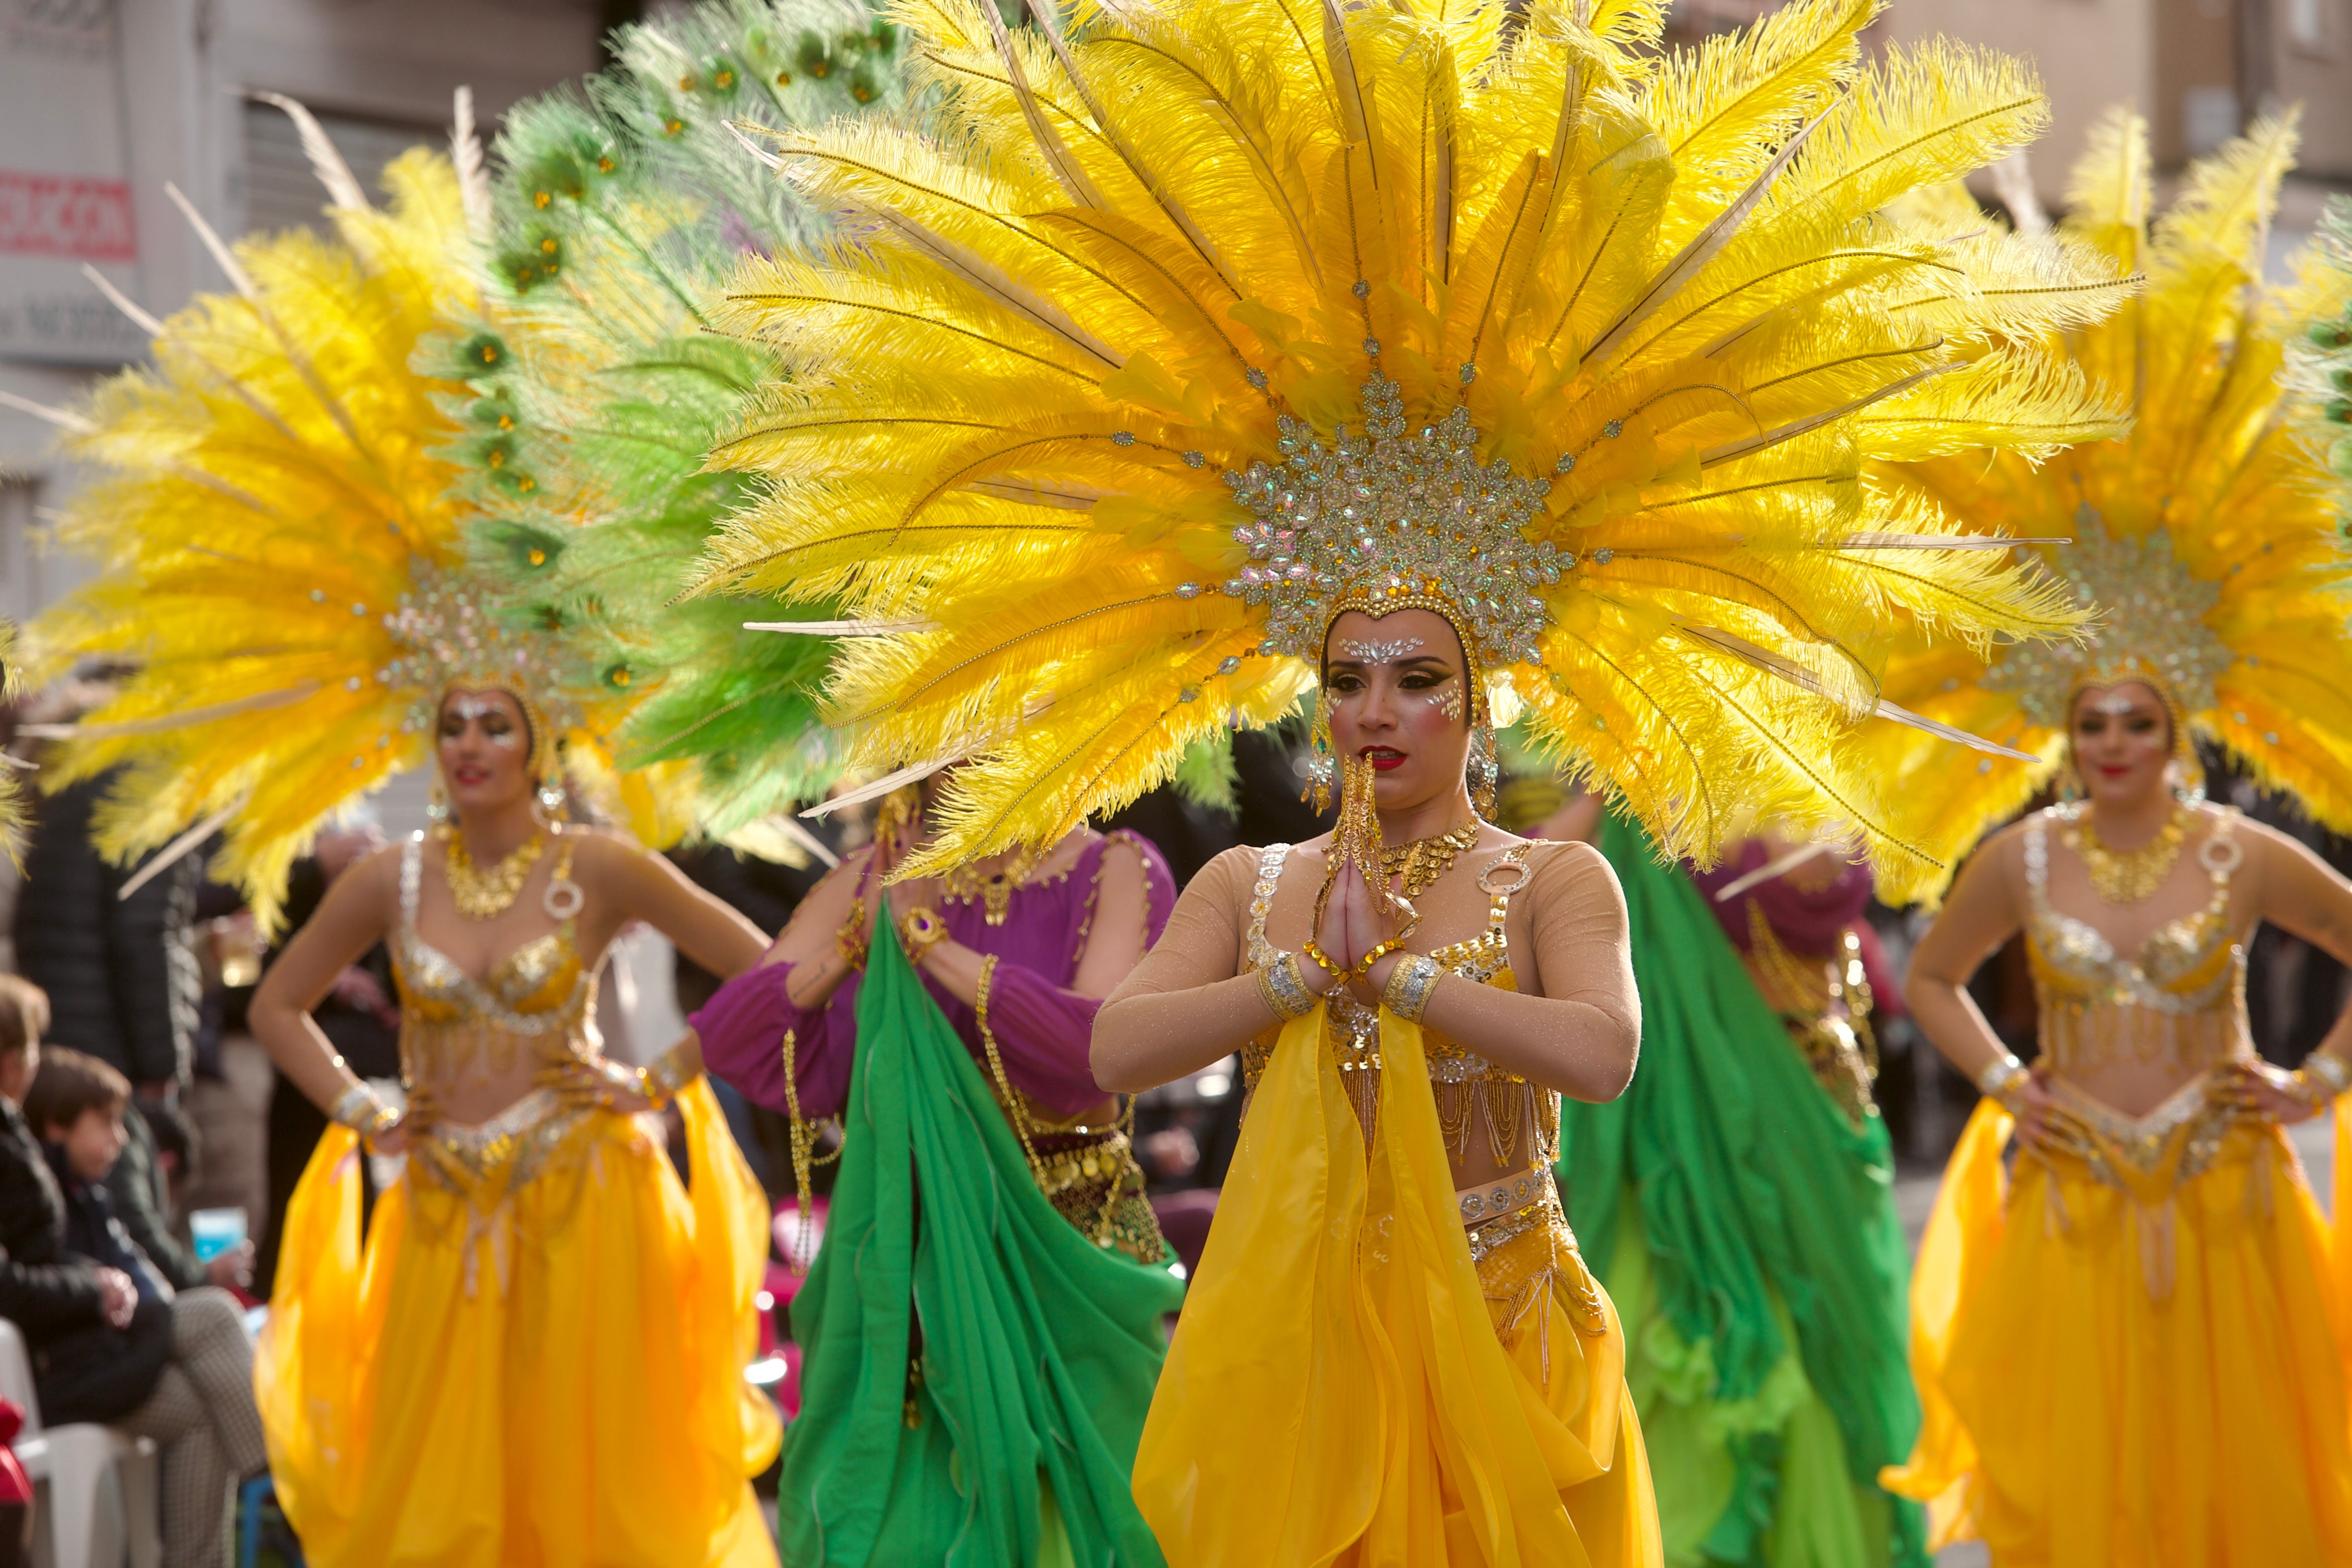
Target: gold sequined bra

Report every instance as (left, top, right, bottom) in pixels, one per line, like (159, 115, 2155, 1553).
(392, 832, 602, 1107)
(2022, 805, 2249, 1078)
(1240, 842, 1560, 1172)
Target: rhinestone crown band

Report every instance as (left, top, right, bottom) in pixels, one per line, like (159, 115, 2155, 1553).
(1219, 376, 1568, 670)
(1983, 513, 2231, 726)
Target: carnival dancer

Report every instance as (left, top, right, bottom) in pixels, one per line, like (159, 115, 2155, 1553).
(24, 148, 783, 1566)
(683, 0, 2134, 1556)
(1866, 112, 2352, 1565)
(1555, 815, 1927, 1568)
(689, 784, 1182, 1566)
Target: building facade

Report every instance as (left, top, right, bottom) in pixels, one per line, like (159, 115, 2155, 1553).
(0, 0, 604, 628)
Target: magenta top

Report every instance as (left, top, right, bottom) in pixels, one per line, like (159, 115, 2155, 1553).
(690, 829, 1175, 1119)
(1690, 841, 1904, 1020)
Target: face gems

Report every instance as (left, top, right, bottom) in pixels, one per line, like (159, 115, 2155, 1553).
(1339, 636, 1426, 664)
(445, 692, 524, 747)
(1437, 679, 1466, 722)
(2088, 688, 2142, 717)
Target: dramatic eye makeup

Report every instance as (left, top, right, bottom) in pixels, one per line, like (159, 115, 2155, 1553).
(441, 693, 524, 748)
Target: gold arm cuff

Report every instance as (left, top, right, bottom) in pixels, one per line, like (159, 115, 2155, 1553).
(1382, 953, 1443, 1022)
(1975, 1054, 2029, 1105)
(2288, 1050, 2352, 1110)
(1257, 951, 1317, 1021)
(642, 1032, 704, 1107)
(327, 1080, 398, 1135)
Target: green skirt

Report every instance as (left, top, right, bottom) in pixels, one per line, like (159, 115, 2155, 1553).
(780, 913, 1183, 1567)
(1558, 816, 1928, 1568)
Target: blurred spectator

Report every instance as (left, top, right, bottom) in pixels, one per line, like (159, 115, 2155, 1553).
(244, 823, 397, 1297)
(25, 1046, 266, 1568)
(14, 765, 205, 1094)
(108, 1096, 249, 1295)
(0, 976, 159, 1422)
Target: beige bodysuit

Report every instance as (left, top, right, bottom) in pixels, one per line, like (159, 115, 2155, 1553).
(1112, 836, 1639, 1211)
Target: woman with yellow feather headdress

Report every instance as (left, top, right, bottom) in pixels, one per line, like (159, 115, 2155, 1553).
(690, 0, 2137, 1558)
(1866, 112, 2352, 1564)
(26, 114, 793, 1568)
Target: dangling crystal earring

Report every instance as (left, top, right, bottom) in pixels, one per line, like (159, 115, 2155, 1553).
(2171, 752, 2208, 806)
(1301, 690, 1336, 814)
(1469, 722, 1499, 819)
(2054, 753, 2084, 803)
(426, 775, 451, 826)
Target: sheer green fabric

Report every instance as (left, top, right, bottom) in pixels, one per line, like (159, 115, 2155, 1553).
(779, 911, 1183, 1567)
(1557, 816, 1927, 1568)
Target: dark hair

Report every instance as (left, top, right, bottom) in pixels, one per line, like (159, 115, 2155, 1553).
(25, 1048, 130, 1137)
(0, 976, 47, 1059)
(135, 1098, 196, 1170)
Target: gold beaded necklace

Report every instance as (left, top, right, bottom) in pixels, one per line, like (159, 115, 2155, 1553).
(1379, 820, 1481, 898)
(2064, 803, 2190, 906)
(442, 827, 546, 920)
(942, 846, 1041, 926)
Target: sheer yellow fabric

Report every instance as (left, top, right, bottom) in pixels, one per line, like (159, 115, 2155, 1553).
(258, 1078, 781, 1568)
(1885, 1098, 2352, 1565)
(1132, 1000, 1657, 1567)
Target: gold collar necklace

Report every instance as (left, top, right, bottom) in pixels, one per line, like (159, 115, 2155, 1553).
(2064, 803, 2189, 906)
(442, 826, 546, 920)
(1380, 820, 1481, 898)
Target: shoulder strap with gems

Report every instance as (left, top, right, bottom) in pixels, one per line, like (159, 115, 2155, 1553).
(401, 831, 423, 931)
(2023, 811, 2053, 910)
(1244, 843, 1291, 970)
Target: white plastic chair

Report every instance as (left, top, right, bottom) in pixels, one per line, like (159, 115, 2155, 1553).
(0, 1318, 160, 1568)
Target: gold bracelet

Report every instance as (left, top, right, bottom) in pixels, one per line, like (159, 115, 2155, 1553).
(1975, 1054, 2029, 1106)
(1257, 951, 1317, 1021)
(898, 906, 950, 961)
(1300, 939, 1349, 983)
(1348, 934, 1405, 981)
(1382, 953, 1442, 1021)
(835, 901, 871, 971)
(2302, 1050, 2352, 1099)
(327, 1081, 398, 1136)
(640, 1032, 702, 1109)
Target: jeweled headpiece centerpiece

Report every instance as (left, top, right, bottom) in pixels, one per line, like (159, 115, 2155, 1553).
(1221, 376, 1564, 669)
(1981, 515, 2232, 726)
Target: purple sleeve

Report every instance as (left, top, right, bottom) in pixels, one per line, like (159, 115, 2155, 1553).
(976, 832, 1179, 1116)
(687, 960, 855, 1120)
(980, 962, 1109, 1115)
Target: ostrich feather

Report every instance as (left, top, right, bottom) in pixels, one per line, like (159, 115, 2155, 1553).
(1864, 114, 2352, 896)
(694, 0, 2129, 898)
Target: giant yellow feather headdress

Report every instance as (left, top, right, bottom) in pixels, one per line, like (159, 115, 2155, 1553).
(695, 0, 2131, 899)
(27, 150, 659, 929)
(1861, 109, 2352, 892)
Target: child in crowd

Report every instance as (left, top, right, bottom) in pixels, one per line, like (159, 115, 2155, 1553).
(0, 978, 265, 1568)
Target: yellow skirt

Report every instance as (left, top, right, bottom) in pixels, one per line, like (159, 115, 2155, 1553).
(257, 1079, 782, 1568)
(1884, 1095, 2352, 1566)
(1133, 1004, 1659, 1566)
